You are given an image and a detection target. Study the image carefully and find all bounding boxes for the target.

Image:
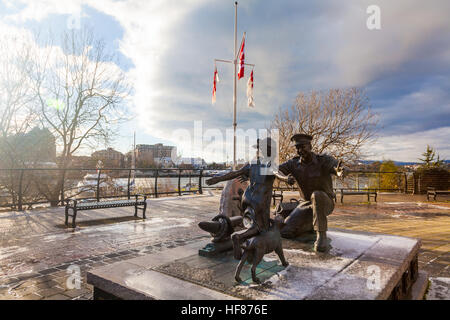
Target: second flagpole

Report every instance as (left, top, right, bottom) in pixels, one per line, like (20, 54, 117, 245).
(233, 1, 237, 170)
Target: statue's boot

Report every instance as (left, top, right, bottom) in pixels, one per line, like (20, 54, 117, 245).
(198, 221, 222, 234)
(314, 231, 328, 252)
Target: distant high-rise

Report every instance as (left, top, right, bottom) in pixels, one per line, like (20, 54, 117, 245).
(134, 143, 177, 165)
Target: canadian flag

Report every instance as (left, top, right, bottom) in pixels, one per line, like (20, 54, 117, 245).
(212, 66, 219, 104)
(237, 33, 245, 80)
(247, 70, 254, 107)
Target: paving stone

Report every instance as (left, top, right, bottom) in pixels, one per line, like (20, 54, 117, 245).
(21, 293, 43, 300)
(88, 256, 103, 262)
(35, 287, 64, 297)
(29, 275, 53, 284)
(55, 264, 71, 270)
(15, 273, 40, 282)
(35, 280, 60, 289)
(90, 262, 106, 268)
(51, 271, 68, 278)
(38, 268, 59, 275)
(43, 293, 70, 300)
(63, 288, 92, 298)
(9, 285, 39, 297)
(0, 277, 19, 286)
(0, 193, 448, 300)
(116, 250, 133, 256)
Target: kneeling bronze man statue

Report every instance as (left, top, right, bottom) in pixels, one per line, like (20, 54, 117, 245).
(277, 133, 347, 252)
(235, 215, 288, 284)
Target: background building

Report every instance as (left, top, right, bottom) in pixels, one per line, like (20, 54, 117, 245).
(154, 157, 174, 168)
(91, 147, 124, 167)
(134, 143, 177, 167)
(174, 157, 207, 169)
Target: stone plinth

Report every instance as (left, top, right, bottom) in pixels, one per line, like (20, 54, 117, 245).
(87, 229, 428, 300)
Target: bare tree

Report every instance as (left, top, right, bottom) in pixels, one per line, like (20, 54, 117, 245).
(0, 32, 40, 208)
(0, 33, 37, 167)
(271, 88, 378, 163)
(30, 28, 129, 165)
(27, 28, 130, 205)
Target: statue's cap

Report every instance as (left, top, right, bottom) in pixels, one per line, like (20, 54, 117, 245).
(290, 133, 312, 146)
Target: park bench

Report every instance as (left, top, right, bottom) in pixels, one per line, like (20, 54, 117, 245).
(427, 187, 450, 201)
(336, 188, 377, 203)
(65, 194, 147, 228)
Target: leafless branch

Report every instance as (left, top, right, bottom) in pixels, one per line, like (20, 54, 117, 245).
(271, 88, 379, 164)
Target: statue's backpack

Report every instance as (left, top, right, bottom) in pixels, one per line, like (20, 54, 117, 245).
(275, 198, 299, 219)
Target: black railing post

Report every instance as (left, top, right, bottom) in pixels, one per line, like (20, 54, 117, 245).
(417, 173, 422, 194)
(199, 169, 203, 194)
(127, 169, 132, 200)
(18, 169, 24, 211)
(60, 168, 66, 206)
(154, 169, 158, 198)
(97, 169, 101, 202)
(178, 169, 181, 196)
(404, 173, 408, 194)
(378, 172, 381, 192)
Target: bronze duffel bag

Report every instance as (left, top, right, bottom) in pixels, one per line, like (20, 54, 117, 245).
(275, 198, 299, 218)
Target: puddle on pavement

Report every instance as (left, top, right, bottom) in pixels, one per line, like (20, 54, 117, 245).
(0, 246, 28, 260)
(42, 233, 73, 242)
(75, 217, 195, 235)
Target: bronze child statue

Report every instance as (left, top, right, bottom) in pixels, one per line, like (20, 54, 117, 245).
(205, 137, 288, 260)
(234, 215, 288, 284)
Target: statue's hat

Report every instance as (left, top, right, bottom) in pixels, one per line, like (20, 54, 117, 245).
(291, 133, 312, 146)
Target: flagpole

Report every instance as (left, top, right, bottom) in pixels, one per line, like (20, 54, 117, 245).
(213, 1, 254, 170)
(233, 1, 237, 171)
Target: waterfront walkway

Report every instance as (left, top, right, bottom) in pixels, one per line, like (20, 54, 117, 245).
(0, 192, 448, 300)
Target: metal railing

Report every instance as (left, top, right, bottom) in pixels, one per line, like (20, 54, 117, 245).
(0, 168, 414, 211)
(332, 171, 410, 193)
(0, 167, 225, 211)
(274, 171, 411, 194)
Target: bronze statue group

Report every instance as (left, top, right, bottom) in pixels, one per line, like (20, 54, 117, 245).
(204, 133, 346, 283)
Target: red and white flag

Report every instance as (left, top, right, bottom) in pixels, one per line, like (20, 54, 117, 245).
(237, 33, 245, 80)
(212, 65, 219, 104)
(247, 70, 254, 107)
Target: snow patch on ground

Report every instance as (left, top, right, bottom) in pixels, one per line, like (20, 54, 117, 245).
(427, 277, 450, 300)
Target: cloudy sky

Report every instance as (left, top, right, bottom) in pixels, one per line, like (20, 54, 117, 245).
(1, 0, 449, 163)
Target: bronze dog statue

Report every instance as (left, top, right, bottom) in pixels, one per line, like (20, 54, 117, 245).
(235, 215, 289, 284)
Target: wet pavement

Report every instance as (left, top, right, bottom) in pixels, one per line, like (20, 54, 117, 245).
(0, 191, 448, 300)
